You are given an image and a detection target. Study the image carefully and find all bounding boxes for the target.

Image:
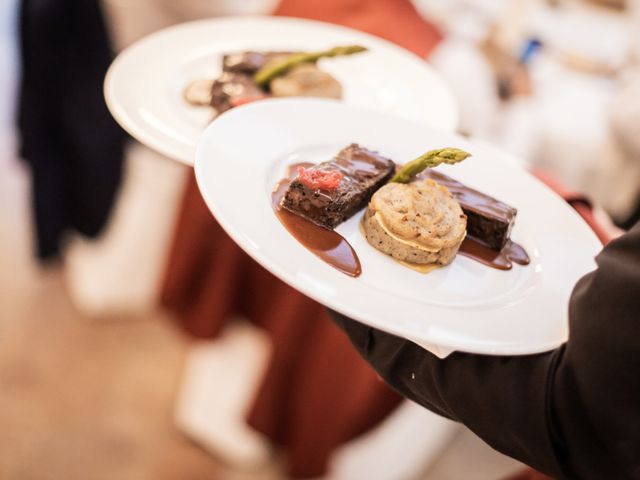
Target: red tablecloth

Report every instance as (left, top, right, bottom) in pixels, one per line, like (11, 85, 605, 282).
(161, 175, 402, 478)
(274, 0, 442, 58)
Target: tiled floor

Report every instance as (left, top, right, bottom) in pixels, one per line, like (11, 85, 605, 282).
(0, 273, 215, 480)
(0, 188, 219, 480)
(0, 139, 220, 479)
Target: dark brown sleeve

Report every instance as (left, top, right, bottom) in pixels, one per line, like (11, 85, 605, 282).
(330, 221, 640, 479)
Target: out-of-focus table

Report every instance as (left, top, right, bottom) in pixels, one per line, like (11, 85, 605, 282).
(424, 0, 640, 222)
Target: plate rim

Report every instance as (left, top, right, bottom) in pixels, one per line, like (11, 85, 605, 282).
(194, 98, 602, 356)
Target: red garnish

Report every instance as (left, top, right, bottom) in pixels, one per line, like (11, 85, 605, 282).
(297, 167, 343, 190)
(230, 95, 267, 107)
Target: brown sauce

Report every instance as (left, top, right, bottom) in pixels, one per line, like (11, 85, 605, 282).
(459, 237, 530, 270)
(272, 163, 362, 277)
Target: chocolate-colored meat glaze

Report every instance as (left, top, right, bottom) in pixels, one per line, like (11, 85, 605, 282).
(211, 52, 295, 113)
(222, 51, 292, 74)
(210, 71, 265, 113)
(419, 170, 517, 250)
(282, 144, 396, 229)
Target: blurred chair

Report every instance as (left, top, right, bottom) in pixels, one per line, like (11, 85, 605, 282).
(174, 321, 459, 479)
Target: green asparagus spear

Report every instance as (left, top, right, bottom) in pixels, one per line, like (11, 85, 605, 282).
(254, 45, 368, 86)
(389, 148, 471, 184)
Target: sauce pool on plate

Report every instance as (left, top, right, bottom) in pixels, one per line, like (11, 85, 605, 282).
(459, 238, 530, 270)
(272, 163, 362, 277)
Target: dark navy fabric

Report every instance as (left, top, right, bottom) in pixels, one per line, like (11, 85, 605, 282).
(18, 0, 125, 260)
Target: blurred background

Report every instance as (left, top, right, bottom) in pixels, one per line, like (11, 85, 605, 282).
(1, 0, 639, 479)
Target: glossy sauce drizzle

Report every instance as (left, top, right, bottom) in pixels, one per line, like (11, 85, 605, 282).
(272, 163, 362, 277)
(459, 237, 530, 270)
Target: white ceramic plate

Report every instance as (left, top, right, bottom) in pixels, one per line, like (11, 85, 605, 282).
(195, 99, 602, 357)
(104, 16, 458, 165)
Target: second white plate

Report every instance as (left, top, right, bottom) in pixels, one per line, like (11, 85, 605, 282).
(104, 16, 458, 164)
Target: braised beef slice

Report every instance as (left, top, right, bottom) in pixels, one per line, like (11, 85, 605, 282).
(212, 52, 297, 113)
(222, 51, 292, 74)
(210, 71, 265, 113)
(282, 144, 395, 229)
(419, 170, 517, 250)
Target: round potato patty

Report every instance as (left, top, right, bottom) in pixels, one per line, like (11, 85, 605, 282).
(363, 179, 466, 266)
